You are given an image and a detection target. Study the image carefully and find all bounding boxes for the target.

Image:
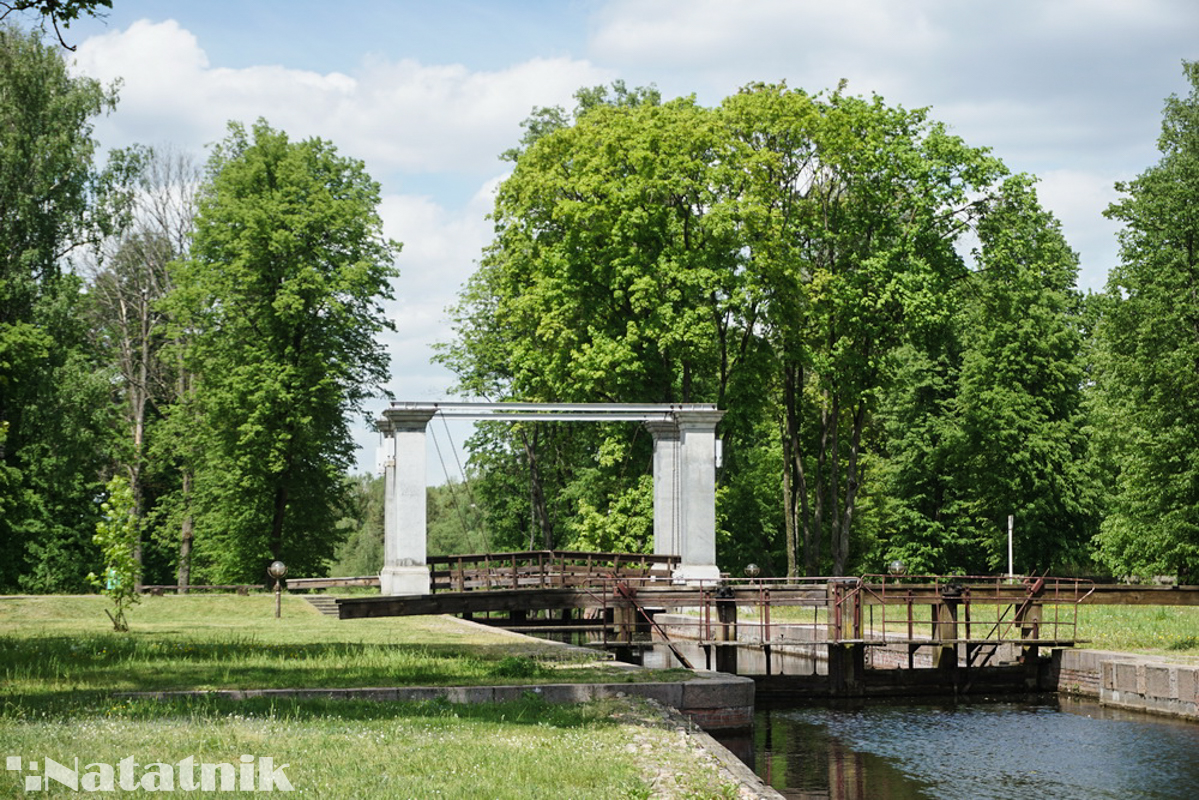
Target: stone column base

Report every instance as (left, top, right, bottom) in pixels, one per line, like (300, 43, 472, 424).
(380, 565, 430, 596)
(673, 564, 723, 585)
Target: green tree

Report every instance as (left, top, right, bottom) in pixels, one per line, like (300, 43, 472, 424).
(168, 119, 400, 582)
(443, 82, 1011, 576)
(722, 84, 1006, 575)
(441, 88, 768, 556)
(875, 176, 1096, 575)
(1093, 61, 1199, 579)
(86, 146, 200, 589)
(88, 474, 140, 631)
(0, 25, 124, 592)
(330, 473, 384, 576)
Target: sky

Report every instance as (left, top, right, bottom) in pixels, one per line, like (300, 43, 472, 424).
(37, 0, 1199, 475)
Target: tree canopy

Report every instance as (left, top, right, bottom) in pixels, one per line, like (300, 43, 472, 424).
(1091, 61, 1199, 579)
(0, 24, 123, 591)
(168, 120, 400, 582)
(3, 33, 1197, 593)
(440, 82, 1095, 577)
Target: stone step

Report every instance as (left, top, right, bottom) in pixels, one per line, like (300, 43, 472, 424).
(305, 596, 340, 616)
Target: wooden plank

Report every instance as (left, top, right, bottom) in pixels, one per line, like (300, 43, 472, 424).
(1081, 585, 1199, 605)
(287, 576, 379, 590)
(338, 585, 837, 620)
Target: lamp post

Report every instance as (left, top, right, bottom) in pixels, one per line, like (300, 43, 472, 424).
(267, 560, 287, 619)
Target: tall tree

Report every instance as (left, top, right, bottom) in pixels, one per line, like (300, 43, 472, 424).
(0, 25, 124, 591)
(85, 146, 200, 586)
(441, 87, 771, 556)
(723, 84, 1007, 575)
(1093, 61, 1199, 579)
(875, 176, 1096, 574)
(169, 119, 400, 582)
(443, 83, 1010, 576)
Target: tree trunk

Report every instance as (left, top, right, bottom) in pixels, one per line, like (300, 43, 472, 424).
(808, 389, 831, 576)
(835, 401, 866, 576)
(519, 425, 553, 550)
(270, 482, 288, 562)
(177, 468, 193, 594)
(782, 361, 813, 578)
(782, 385, 798, 578)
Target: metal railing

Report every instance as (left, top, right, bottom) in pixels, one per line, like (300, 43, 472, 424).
(841, 574, 1095, 646)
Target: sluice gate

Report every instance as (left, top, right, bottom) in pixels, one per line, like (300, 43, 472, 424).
(335, 551, 1102, 697)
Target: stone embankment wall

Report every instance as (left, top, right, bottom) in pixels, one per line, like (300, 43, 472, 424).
(1054, 649, 1199, 722)
(123, 672, 757, 731)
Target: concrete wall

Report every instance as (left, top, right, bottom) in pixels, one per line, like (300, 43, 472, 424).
(1053, 649, 1199, 723)
(123, 672, 756, 731)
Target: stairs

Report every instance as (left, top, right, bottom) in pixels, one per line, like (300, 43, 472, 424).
(305, 595, 340, 616)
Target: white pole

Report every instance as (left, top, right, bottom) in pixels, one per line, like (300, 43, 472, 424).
(1007, 514, 1014, 577)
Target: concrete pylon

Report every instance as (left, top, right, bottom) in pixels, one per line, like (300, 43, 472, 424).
(378, 408, 435, 595)
(673, 409, 724, 584)
(645, 420, 680, 559)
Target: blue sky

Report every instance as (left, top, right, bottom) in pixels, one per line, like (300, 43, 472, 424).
(40, 0, 1199, 473)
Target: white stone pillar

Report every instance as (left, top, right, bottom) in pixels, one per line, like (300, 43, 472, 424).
(645, 420, 680, 559)
(379, 408, 435, 595)
(673, 410, 725, 584)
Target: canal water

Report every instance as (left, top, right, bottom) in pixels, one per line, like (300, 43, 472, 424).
(717, 696, 1199, 799)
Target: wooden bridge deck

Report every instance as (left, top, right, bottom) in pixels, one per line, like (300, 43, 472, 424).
(328, 555, 1199, 695)
(330, 553, 1199, 662)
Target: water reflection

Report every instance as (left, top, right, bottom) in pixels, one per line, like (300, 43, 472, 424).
(741, 697, 1199, 800)
(750, 705, 931, 799)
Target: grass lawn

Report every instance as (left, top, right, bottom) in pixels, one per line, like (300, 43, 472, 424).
(0, 595, 736, 799)
(1075, 603, 1199, 655)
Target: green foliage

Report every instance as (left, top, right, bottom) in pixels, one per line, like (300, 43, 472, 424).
(442, 81, 1044, 577)
(330, 473, 385, 576)
(874, 176, 1098, 575)
(167, 120, 400, 582)
(573, 474, 654, 554)
(87, 474, 141, 631)
(427, 477, 489, 555)
(0, 25, 121, 592)
(1092, 61, 1199, 579)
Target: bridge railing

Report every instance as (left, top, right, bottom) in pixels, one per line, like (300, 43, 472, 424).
(426, 550, 680, 593)
(841, 574, 1095, 645)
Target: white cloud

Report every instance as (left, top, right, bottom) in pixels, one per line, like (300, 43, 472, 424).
(72, 19, 536, 471)
(73, 19, 611, 177)
(1036, 169, 1126, 291)
(584, 0, 1195, 294)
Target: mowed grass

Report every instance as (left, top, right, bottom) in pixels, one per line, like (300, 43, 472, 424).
(0, 595, 735, 799)
(0, 594, 690, 696)
(1076, 604, 1199, 655)
(3, 693, 736, 799)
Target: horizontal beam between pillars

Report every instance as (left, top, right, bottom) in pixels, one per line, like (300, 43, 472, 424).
(384, 401, 719, 423)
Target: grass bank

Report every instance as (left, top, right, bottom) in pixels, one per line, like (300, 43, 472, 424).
(0, 595, 734, 799)
(0, 594, 691, 697)
(1075, 604, 1199, 655)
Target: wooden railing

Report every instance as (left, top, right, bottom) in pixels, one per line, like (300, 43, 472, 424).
(426, 550, 679, 593)
(139, 584, 265, 595)
(838, 574, 1095, 646)
(286, 576, 380, 591)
